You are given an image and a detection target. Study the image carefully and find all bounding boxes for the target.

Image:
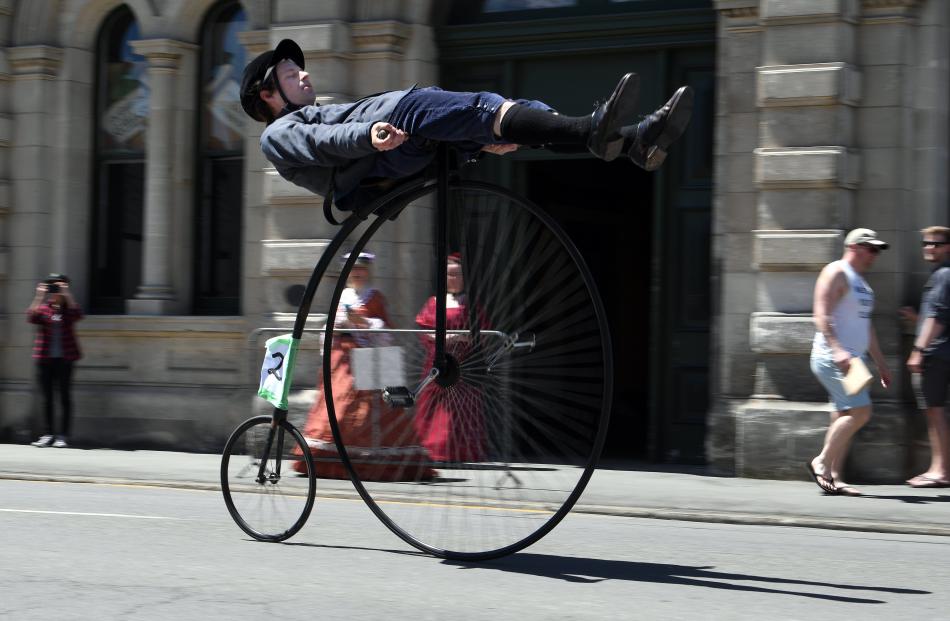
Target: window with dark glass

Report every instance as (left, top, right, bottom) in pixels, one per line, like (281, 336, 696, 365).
(90, 6, 147, 314)
(194, 1, 247, 315)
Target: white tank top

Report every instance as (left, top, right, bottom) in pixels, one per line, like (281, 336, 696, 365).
(813, 260, 873, 357)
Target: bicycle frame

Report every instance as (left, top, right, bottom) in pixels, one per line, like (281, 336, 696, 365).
(434, 144, 451, 375)
(256, 402, 287, 485)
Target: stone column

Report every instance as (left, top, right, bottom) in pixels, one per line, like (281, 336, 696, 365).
(745, 1, 864, 478)
(860, 0, 931, 476)
(708, 1, 762, 472)
(351, 20, 412, 93)
(127, 39, 195, 315)
(2, 44, 61, 434)
(238, 30, 272, 323)
(6, 44, 61, 337)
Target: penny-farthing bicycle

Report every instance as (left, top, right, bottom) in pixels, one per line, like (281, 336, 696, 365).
(221, 140, 613, 561)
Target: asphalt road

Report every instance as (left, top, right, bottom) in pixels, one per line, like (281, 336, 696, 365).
(1, 479, 947, 620)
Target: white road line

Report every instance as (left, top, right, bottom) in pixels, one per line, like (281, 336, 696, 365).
(0, 508, 181, 520)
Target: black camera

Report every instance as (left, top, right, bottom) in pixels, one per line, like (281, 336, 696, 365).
(44, 273, 68, 294)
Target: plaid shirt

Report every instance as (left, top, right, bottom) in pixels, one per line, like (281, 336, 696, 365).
(28, 304, 83, 361)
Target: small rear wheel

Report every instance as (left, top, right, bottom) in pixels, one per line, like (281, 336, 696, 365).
(221, 415, 316, 541)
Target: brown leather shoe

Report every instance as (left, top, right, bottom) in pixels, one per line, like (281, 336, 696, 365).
(627, 85, 694, 171)
(587, 73, 640, 161)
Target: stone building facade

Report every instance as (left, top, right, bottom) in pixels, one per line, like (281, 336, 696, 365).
(0, 0, 946, 482)
(0, 0, 440, 450)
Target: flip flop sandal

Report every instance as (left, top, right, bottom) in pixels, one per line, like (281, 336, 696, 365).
(907, 475, 950, 488)
(834, 485, 861, 496)
(806, 462, 838, 495)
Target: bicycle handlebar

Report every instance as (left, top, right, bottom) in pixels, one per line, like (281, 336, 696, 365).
(376, 128, 390, 140)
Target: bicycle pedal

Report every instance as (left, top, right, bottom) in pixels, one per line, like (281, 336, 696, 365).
(382, 386, 414, 407)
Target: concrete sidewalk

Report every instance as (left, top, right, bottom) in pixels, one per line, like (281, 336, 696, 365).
(1, 444, 948, 537)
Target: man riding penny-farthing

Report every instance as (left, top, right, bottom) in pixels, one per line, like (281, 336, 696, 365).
(220, 38, 693, 560)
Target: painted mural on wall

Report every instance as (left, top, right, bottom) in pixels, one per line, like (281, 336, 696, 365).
(101, 16, 148, 151)
(203, 7, 247, 152)
(483, 0, 639, 9)
(484, 0, 576, 10)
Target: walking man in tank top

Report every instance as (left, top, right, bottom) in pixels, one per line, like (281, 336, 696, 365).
(807, 229, 892, 496)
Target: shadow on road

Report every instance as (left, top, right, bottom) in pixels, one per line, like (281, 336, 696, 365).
(858, 493, 950, 505)
(276, 540, 427, 557)
(444, 553, 931, 604)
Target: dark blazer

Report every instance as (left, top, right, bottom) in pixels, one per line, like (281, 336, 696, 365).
(260, 88, 414, 201)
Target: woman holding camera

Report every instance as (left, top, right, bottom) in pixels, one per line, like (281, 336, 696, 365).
(27, 274, 83, 448)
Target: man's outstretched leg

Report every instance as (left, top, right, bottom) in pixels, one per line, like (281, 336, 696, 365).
(495, 73, 640, 161)
(497, 80, 694, 169)
(389, 73, 691, 167)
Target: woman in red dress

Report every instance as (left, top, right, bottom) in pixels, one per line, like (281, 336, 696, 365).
(414, 254, 486, 463)
(295, 252, 434, 481)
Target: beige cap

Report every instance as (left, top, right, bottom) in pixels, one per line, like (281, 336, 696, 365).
(844, 228, 889, 249)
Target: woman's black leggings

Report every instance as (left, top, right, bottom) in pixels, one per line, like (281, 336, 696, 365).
(38, 359, 74, 436)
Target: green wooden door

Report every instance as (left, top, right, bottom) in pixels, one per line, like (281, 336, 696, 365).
(649, 50, 715, 463)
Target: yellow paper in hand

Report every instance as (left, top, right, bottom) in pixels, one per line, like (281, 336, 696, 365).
(842, 356, 874, 396)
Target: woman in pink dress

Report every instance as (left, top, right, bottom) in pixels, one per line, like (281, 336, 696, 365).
(414, 254, 486, 463)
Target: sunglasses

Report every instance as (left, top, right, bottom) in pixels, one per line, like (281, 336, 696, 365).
(922, 241, 949, 248)
(859, 244, 881, 254)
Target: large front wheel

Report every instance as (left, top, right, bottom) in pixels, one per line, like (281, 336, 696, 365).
(221, 416, 316, 542)
(324, 180, 613, 560)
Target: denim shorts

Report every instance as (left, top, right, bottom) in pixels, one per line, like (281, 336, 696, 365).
(810, 352, 872, 411)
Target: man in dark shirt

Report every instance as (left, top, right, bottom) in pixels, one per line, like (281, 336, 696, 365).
(903, 225, 950, 487)
(240, 39, 693, 209)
